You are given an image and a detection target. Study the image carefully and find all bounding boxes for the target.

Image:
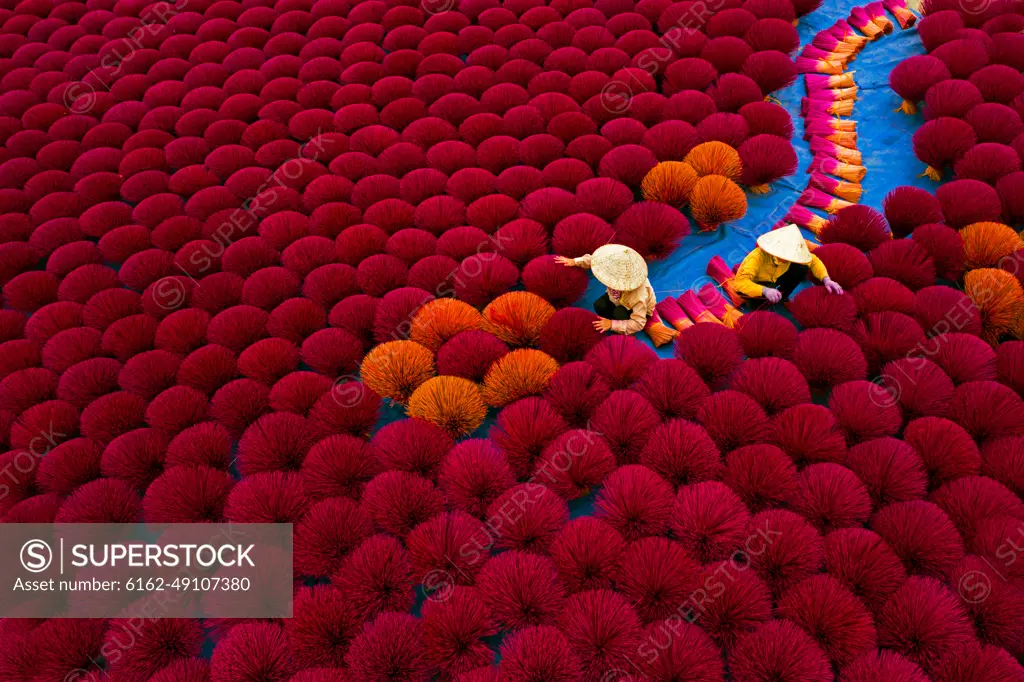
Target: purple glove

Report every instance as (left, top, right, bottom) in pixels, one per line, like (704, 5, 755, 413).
(763, 287, 782, 303)
(823, 276, 844, 295)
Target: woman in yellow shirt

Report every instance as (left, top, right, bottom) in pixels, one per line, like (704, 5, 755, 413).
(733, 224, 845, 303)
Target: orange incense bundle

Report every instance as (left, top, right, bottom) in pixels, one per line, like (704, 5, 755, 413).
(883, 0, 917, 28)
(678, 290, 724, 325)
(848, 7, 883, 39)
(706, 255, 746, 307)
(802, 97, 855, 118)
(699, 283, 743, 328)
(866, 1, 894, 33)
(805, 73, 856, 90)
(810, 171, 863, 203)
(656, 297, 695, 331)
(782, 204, 830, 235)
(808, 154, 867, 183)
(810, 136, 862, 165)
(645, 309, 680, 346)
(799, 186, 855, 214)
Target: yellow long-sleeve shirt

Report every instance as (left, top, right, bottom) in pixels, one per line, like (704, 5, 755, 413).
(732, 248, 829, 298)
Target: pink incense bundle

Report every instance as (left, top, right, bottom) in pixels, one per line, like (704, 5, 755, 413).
(804, 119, 858, 147)
(829, 19, 869, 48)
(706, 255, 746, 307)
(795, 56, 847, 76)
(809, 136, 862, 165)
(645, 309, 680, 347)
(848, 7, 883, 39)
(802, 45, 851, 66)
(799, 187, 854, 214)
(866, 2, 894, 33)
(811, 31, 860, 58)
(810, 171, 863, 203)
(699, 283, 744, 328)
(783, 204, 830, 235)
(807, 86, 859, 103)
(655, 297, 694, 332)
(802, 98, 855, 118)
(808, 154, 866, 183)
(678, 290, 724, 325)
(883, 0, 916, 29)
(805, 73, 856, 91)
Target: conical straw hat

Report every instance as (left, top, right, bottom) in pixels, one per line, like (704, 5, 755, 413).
(756, 224, 813, 265)
(590, 244, 648, 290)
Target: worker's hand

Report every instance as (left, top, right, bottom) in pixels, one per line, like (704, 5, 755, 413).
(763, 287, 783, 303)
(554, 256, 575, 267)
(593, 317, 613, 333)
(823, 277, 844, 295)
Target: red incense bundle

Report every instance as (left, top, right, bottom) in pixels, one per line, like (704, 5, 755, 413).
(699, 283, 744, 328)
(656, 297, 695, 331)
(706, 255, 746, 307)
(678, 290, 724, 325)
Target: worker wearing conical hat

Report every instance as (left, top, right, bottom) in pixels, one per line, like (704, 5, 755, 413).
(555, 244, 657, 334)
(733, 224, 845, 303)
